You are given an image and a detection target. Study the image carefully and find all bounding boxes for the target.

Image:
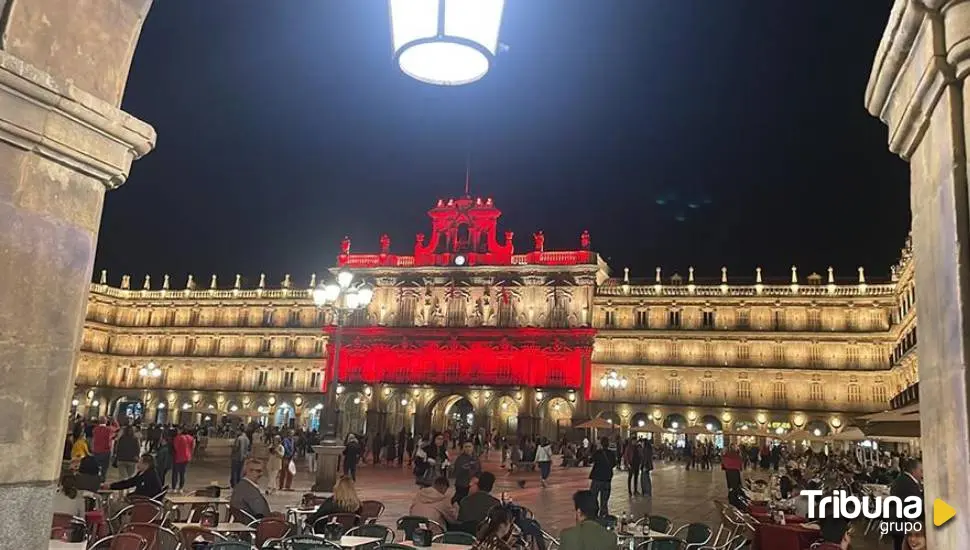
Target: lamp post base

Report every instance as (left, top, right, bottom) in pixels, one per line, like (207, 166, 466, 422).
(311, 443, 345, 492)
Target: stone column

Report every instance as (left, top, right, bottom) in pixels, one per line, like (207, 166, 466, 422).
(867, 1, 970, 547)
(0, 2, 155, 548)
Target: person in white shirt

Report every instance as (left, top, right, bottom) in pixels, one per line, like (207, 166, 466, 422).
(535, 437, 554, 487)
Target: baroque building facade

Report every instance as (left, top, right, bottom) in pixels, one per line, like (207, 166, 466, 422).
(73, 197, 918, 441)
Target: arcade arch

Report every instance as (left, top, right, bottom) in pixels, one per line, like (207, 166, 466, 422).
(539, 397, 573, 441)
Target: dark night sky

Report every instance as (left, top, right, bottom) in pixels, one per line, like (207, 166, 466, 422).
(99, 1, 910, 286)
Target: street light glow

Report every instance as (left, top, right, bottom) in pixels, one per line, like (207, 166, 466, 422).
(337, 270, 354, 289)
(389, 0, 505, 86)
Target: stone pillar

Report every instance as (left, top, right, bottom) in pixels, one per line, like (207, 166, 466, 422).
(867, 2, 970, 547)
(0, 2, 155, 548)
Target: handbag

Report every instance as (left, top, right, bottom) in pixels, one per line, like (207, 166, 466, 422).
(288, 458, 297, 475)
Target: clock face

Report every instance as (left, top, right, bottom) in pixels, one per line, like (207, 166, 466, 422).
(454, 254, 467, 266)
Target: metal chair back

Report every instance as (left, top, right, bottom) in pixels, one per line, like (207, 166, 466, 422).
(346, 523, 395, 543)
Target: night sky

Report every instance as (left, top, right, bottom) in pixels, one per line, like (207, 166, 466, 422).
(98, 1, 910, 287)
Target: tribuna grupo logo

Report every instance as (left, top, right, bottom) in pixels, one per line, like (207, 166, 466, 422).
(801, 490, 923, 535)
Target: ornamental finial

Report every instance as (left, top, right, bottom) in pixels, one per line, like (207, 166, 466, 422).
(234, 274, 242, 289)
(688, 266, 695, 283)
(282, 274, 291, 289)
(143, 275, 151, 290)
(623, 267, 630, 283)
(655, 267, 662, 283)
(858, 267, 866, 284)
(721, 267, 728, 283)
(755, 267, 762, 284)
(827, 267, 834, 284)
(162, 274, 170, 290)
(258, 273, 266, 289)
(791, 265, 798, 284)
(121, 275, 130, 290)
(309, 273, 317, 288)
(210, 274, 217, 289)
(186, 274, 195, 290)
(99, 270, 107, 285)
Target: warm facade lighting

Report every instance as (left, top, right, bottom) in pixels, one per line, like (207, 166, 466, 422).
(389, 0, 505, 86)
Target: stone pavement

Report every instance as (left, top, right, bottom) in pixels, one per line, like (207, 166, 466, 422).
(108, 439, 888, 547)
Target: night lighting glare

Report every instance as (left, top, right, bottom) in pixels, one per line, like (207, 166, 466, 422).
(389, 0, 505, 86)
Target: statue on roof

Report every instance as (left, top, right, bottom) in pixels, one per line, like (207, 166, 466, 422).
(380, 233, 391, 255)
(580, 230, 591, 250)
(340, 236, 351, 256)
(533, 231, 545, 253)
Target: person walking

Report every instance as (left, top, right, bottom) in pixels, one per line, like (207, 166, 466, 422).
(307, 430, 320, 473)
(343, 434, 361, 481)
(114, 426, 141, 480)
(91, 417, 114, 482)
(155, 432, 173, 487)
(279, 430, 295, 491)
(171, 427, 195, 493)
(641, 438, 654, 496)
(265, 435, 284, 495)
(588, 437, 615, 516)
(453, 441, 481, 503)
(627, 440, 642, 495)
(535, 437, 553, 488)
(230, 429, 251, 488)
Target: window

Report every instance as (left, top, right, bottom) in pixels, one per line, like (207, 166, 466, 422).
(233, 369, 244, 388)
(289, 309, 302, 327)
(847, 384, 862, 403)
(846, 345, 860, 367)
(314, 339, 325, 355)
(702, 311, 715, 329)
(263, 309, 274, 326)
(772, 381, 787, 404)
(810, 382, 824, 402)
(119, 367, 130, 384)
(773, 310, 784, 330)
(808, 310, 821, 330)
(737, 379, 751, 400)
(282, 371, 295, 388)
(261, 338, 272, 355)
(635, 377, 648, 396)
(604, 310, 616, 328)
(668, 310, 681, 328)
(256, 371, 269, 388)
(737, 309, 750, 329)
(701, 379, 716, 399)
(809, 344, 821, 366)
(309, 372, 322, 389)
(872, 385, 888, 404)
(666, 378, 681, 399)
(635, 310, 648, 328)
(737, 343, 750, 364)
(190, 309, 199, 325)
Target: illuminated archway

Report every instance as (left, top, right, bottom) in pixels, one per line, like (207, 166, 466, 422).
(539, 397, 573, 441)
(427, 393, 474, 435)
(338, 391, 368, 437)
(493, 395, 519, 436)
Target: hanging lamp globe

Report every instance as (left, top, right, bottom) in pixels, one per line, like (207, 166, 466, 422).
(389, 0, 505, 86)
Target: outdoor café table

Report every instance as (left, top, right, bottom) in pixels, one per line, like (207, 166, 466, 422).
(617, 528, 683, 548)
(171, 521, 255, 535)
(286, 507, 318, 533)
(401, 542, 473, 549)
(166, 495, 231, 506)
(48, 541, 86, 550)
(339, 535, 383, 548)
(752, 521, 819, 550)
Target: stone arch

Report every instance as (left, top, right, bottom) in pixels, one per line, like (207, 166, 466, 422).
(336, 391, 368, 437)
(538, 396, 573, 441)
(111, 393, 145, 424)
(699, 414, 723, 433)
(489, 394, 520, 436)
(420, 391, 474, 436)
(630, 411, 651, 429)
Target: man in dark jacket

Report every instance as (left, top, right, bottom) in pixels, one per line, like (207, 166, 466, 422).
(457, 472, 500, 525)
(103, 454, 163, 498)
(452, 442, 481, 504)
(588, 437, 615, 516)
(889, 458, 923, 550)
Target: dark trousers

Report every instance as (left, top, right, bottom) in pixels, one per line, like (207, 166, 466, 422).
(230, 459, 244, 488)
(589, 480, 611, 516)
(95, 453, 111, 482)
(641, 470, 652, 496)
(627, 465, 640, 494)
(453, 485, 469, 504)
(343, 460, 357, 481)
(539, 461, 551, 480)
(172, 462, 187, 489)
(159, 468, 169, 487)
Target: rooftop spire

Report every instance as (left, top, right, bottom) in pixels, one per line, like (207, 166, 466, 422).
(464, 153, 471, 197)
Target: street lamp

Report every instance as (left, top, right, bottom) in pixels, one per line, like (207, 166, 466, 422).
(138, 360, 162, 379)
(599, 370, 627, 432)
(388, 0, 505, 86)
(311, 269, 373, 490)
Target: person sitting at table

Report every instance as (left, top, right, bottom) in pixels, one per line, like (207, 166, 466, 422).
(457, 472, 500, 525)
(101, 453, 162, 498)
(559, 490, 617, 550)
(307, 475, 362, 529)
(230, 458, 271, 519)
(469, 506, 515, 550)
(75, 456, 102, 493)
(410, 476, 458, 526)
(53, 474, 87, 517)
(815, 517, 851, 550)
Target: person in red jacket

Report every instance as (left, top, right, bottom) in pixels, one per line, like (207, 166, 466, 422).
(721, 445, 744, 493)
(91, 417, 115, 483)
(172, 426, 195, 493)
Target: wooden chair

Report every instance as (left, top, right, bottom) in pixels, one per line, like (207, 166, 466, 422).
(359, 500, 385, 523)
(88, 533, 149, 550)
(251, 517, 293, 547)
(176, 525, 227, 548)
(120, 522, 180, 550)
